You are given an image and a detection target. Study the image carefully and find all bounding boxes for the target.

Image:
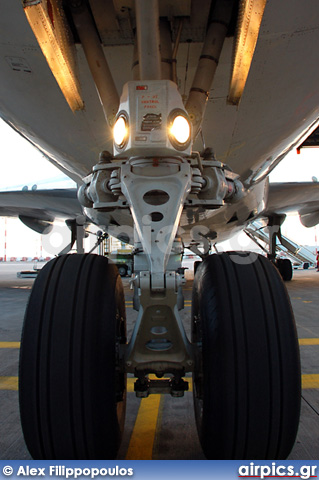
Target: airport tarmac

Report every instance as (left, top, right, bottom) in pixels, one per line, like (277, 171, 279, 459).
(0, 262, 318, 460)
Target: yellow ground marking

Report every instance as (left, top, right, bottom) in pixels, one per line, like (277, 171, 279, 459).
(127, 377, 135, 392)
(125, 394, 162, 460)
(299, 338, 319, 345)
(303, 301, 313, 304)
(302, 374, 319, 389)
(1, 375, 317, 392)
(3, 339, 318, 348)
(0, 377, 18, 390)
(0, 342, 20, 348)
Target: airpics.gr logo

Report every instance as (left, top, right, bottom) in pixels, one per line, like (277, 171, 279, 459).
(238, 463, 318, 480)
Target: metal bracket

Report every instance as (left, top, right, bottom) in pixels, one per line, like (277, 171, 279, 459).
(124, 270, 194, 375)
(120, 158, 192, 290)
(134, 377, 189, 398)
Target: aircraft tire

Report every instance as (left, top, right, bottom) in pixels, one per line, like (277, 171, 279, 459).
(192, 252, 300, 459)
(282, 258, 293, 281)
(19, 254, 127, 459)
(117, 265, 128, 277)
(276, 258, 293, 281)
(194, 260, 202, 275)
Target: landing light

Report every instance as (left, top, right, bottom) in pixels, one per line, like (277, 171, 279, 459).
(23, 0, 84, 112)
(113, 115, 128, 148)
(228, 0, 267, 105)
(169, 112, 191, 149)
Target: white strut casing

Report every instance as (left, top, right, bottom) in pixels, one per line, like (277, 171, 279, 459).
(113, 80, 192, 157)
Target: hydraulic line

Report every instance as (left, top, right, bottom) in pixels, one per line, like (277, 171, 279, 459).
(135, 0, 161, 80)
(70, 1, 119, 126)
(186, 0, 234, 138)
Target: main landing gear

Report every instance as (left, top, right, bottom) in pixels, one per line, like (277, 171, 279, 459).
(192, 252, 301, 459)
(268, 215, 293, 281)
(19, 254, 126, 459)
(275, 257, 293, 282)
(19, 251, 301, 459)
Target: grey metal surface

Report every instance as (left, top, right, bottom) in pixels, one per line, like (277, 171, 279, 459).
(0, 262, 318, 460)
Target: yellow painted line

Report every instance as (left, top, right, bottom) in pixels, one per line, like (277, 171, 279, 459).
(127, 377, 135, 392)
(0, 342, 20, 348)
(124, 374, 318, 461)
(303, 301, 313, 304)
(299, 338, 319, 345)
(1, 339, 315, 349)
(124, 373, 319, 460)
(0, 375, 317, 393)
(125, 394, 161, 460)
(0, 376, 135, 393)
(0, 377, 18, 390)
(302, 374, 319, 389)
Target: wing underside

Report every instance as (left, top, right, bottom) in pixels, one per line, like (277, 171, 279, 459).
(1, 0, 319, 185)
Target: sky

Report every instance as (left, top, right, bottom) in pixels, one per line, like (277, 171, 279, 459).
(0, 118, 318, 259)
(0, 119, 75, 191)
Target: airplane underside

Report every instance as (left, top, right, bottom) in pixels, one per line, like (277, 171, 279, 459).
(8, 0, 309, 459)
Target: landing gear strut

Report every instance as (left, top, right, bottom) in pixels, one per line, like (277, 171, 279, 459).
(267, 215, 293, 281)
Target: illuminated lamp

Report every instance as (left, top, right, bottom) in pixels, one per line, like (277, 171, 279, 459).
(168, 110, 191, 150)
(23, 0, 84, 112)
(228, 0, 267, 105)
(113, 114, 129, 149)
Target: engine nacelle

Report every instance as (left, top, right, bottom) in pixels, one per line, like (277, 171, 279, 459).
(19, 215, 53, 234)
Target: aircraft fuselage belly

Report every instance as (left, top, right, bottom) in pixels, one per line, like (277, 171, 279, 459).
(0, 0, 319, 239)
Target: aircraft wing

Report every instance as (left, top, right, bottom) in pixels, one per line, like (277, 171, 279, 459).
(1, 181, 318, 241)
(0, 188, 81, 233)
(1, 0, 319, 185)
(265, 182, 319, 227)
